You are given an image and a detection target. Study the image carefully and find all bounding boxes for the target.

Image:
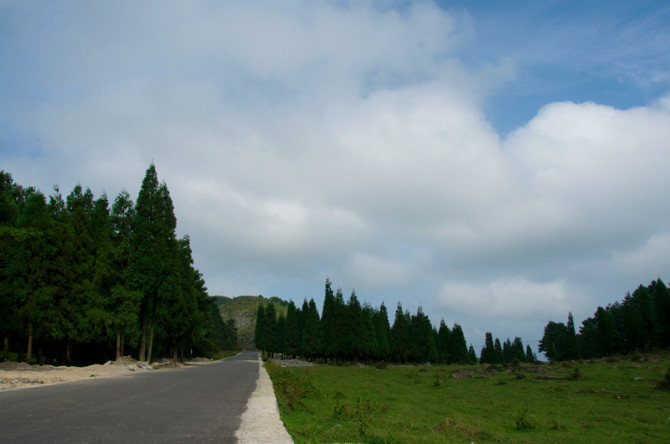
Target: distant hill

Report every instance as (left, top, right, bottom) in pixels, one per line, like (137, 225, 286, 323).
(214, 295, 288, 350)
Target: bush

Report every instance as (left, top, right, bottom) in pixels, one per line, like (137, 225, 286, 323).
(514, 407, 536, 430)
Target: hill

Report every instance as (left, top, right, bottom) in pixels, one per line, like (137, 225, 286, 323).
(215, 295, 289, 350)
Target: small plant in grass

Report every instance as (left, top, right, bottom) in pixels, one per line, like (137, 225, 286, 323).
(515, 407, 536, 430)
(571, 367, 582, 380)
(333, 397, 375, 436)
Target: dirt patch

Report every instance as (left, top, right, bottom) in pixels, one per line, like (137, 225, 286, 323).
(0, 358, 157, 390)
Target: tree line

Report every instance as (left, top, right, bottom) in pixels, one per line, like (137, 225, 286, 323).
(255, 278, 479, 364)
(539, 279, 670, 361)
(479, 332, 536, 364)
(0, 166, 237, 365)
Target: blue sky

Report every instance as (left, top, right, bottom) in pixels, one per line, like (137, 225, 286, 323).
(1, 0, 669, 350)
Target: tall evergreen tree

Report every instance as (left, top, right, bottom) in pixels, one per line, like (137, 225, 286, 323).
(437, 319, 450, 363)
(285, 301, 301, 358)
(449, 324, 468, 364)
(373, 302, 391, 360)
(301, 299, 321, 359)
(345, 290, 364, 360)
(360, 304, 379, 361)
(319, 278, 336, 359)
(390, 303, 410, 363)
(480, 332, 495, 364)
(409, 307, 437, 363)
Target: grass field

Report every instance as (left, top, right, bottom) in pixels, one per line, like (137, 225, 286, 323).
(266, 355, 670, 443)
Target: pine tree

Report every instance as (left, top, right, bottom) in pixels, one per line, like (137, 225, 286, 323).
(390, 303, 410, 363)
(285, 301, 301, 358)
(345, 290, 364, 360)
(449, 324, 468, 364)
(493, 338, 503, 364)
(410, 307, 437, 363)
(437, 319, 450, 363)
(320, 278, 336, 359)
(373, 302, 391, 360)
(254, 303, 266, 352)
(301, 299, 321, 359)
(480, 332, 495, 364)
(360, 304, 379, 361)
(564, 312, 580, 359)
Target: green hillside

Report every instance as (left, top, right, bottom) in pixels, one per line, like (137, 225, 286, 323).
(215, 295, 288, 350)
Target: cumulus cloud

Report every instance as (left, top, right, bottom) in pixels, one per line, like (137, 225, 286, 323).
(1, 0, 668, 346)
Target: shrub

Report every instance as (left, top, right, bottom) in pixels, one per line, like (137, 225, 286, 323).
(514, 407, 536, 430)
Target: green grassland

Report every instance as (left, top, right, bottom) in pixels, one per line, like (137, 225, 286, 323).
(266, 355, 670, 444)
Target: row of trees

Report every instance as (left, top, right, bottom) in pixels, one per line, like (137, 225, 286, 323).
(0, 166, 237, 365)
(539, 279, 670, 361)
(479, 333, 536, 364)
(254, 278, 476, 364)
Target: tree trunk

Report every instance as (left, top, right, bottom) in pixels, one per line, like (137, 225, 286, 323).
(3, 336, 8, 353)
(26, 323, 33, 360)
(115, 330, 121, 361)
(120, 333, 125, 357)
(66, 341, 72, 363)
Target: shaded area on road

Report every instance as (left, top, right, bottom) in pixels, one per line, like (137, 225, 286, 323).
(0, 351, 260, 444)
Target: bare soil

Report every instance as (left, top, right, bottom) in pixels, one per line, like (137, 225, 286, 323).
(0, 357, 214, 390)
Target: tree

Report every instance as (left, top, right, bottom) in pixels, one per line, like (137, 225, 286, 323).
(360, 304, 379, 361)
(301, 299, 321, 359)
(539, 321, 568, 361)
(409, 307, 437, 363)
(390, 303, 410, 363)
(564, 312, 580, 360)
(480, 332, 495, 364)
(285, 301, 302, 358)
(449, 324, 468, 364)
(493, 338, 503, 364)
(595, 306, 619, 356)
(345, 290, 364, 360)
(130, 165, 177, 362)
(437, 319, 451, 363)
(373, 303, 391, 360)
(319, 278, 336, 359)
(109, 190, 139, 359)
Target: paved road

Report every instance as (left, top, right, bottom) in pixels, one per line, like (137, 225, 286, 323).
(0, 351, 260, 444)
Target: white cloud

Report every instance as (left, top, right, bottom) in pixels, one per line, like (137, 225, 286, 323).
(437, 278, 589, 320)
(1, 1, 668, 346)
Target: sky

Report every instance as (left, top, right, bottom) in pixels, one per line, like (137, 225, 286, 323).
(1, 0, 669, 352)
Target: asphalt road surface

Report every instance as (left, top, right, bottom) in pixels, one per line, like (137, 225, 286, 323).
(0, 351, 260, 444)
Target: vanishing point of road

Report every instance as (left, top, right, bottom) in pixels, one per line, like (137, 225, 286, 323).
(0, 351, 264, 444)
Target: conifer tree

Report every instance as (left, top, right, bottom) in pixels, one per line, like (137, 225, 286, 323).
(301, 299, 321, 359)
(320, 278, 336, 359)
(373, 302, 391, 360)
(437, 319, 450, 363)
(449, 324, 469, 364)
(390, 303, 410, 362)
(360, 304, 379, 360)
(285, 301, 301, 358)
(480, 332, 495, 364)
